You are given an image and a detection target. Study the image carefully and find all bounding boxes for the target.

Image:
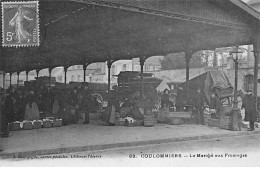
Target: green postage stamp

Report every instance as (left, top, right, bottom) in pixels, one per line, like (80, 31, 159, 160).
(2, 1, 39, 47)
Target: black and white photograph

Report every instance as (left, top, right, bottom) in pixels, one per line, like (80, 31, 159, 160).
(0, 0, 260, 167)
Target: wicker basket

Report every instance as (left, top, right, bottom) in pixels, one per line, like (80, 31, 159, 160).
(23, 122, 33, 130)
(144, 120, 157, 127)
(53, 119, 62, 127)
(9, 122, 21, 131)
(208, 118, 220, 127)
(33, 121, 42, 129)
(168, 112, 192, 118)
(43, 120, 53, 128)
(203, 114, 211, 125)
(169, 118, 184, 125)
(144, 114, 157, 127)
(127, 120, 144, 127)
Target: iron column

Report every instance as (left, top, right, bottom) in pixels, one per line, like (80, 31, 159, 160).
(9, 73, 12, 86)
(140, 57, 145, 100)
(64, 66, 68, 86)
(26, 70, 29, 82)
(17, 72, 20, 86)
(185, 51, 192, 99)
(107, 61, 112, 93)
(2, 72, 5, 89)
(253, 35, 260, 111)
(49, 67, 52, 89)
(83, 64, 87, 82)
(36, 69, 40, 79)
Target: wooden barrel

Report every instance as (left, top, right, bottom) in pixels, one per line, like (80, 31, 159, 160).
(144, 114, 157, 127)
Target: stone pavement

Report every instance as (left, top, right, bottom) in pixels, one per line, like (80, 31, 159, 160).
(0, 119, 259, 159)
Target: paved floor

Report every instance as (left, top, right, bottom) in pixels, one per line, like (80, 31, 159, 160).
(2, 134, 260, 166)
(48, 134, 260, 167)
(0, 119, 259, 157)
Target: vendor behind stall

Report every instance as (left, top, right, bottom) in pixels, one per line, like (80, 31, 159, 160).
(209, 92, 223, 119)
(241, 89, 257, 131)
(193, 88, 205, 124)
(161, 89, 170, 110)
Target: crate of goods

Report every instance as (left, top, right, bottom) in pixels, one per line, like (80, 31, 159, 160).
(144, 114, 157, 127)
(203, 114, 211, 125)
(125, 117, 143, 127)
(242, 121, 250, 129)
(169, 117, 184, 125)
(23, 121, 33, 130)
(168, 112, 192, 119)
(9, 122, 21, 131)
(32, 120, 42, 129)
(53, 119, 62, 127)
(43, 119, 53, 128)
(208, 118, 220, 127)
(220, 115, 232, 130)
(131, 120, 144, 126)
(115, 118, 126, 126)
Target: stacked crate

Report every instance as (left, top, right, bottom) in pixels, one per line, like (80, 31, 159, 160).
(220, 115, 232, 130)
(208, 118, 220, 127)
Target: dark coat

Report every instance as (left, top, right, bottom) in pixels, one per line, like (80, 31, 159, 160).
(161, 93, 170, 107)
(194, 92, 205, 110)
(210, 96, 222, 113)
(242, 94, 257, 122)
(3, 93, 16, 123)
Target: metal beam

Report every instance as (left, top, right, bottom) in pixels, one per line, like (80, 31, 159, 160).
(74, 0, 250, 30)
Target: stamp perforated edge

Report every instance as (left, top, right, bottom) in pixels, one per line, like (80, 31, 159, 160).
(1, 1, 40, 47)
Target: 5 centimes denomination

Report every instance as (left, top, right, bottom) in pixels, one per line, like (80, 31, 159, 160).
(1, 1, 39, 47)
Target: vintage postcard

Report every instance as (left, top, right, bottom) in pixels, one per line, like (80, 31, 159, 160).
(0, 0, 260, 167)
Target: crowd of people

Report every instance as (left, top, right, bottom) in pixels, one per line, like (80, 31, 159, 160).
(160, 85, 258, 131)
(0, 83, 94, 137)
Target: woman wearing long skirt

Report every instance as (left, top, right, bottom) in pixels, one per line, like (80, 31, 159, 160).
(24, 90, 40, 121)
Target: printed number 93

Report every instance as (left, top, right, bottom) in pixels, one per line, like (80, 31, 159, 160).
(6, 32, 15, 41)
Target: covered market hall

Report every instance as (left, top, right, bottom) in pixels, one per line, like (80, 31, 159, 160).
(1, 0, 260, 132)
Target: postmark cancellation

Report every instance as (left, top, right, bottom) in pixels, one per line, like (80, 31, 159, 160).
(1, 1, 39, 47)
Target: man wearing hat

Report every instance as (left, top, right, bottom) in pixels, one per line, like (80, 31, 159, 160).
(193, 88, 205, 124)
(242, 89, 257, 131)
(209, 91, 223, 119)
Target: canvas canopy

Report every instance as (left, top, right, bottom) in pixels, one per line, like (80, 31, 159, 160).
(182, 70, 234, 103)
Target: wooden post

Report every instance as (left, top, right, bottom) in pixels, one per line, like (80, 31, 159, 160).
(140, 57, 145, 100)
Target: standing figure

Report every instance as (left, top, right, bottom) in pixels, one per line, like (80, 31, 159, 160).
(2, 86, 16, 137)
(193, 88, 205, 124)
(161, 89, 170, 110)
(209, 92, 223, 119)
(242, 90, 257, 131)
(176, 87, 185, 111)
(15, 91, 26, 121)
(24, 90, 40, 121)
(82, 84, 91, 124)
(9, 6, 33, 43)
